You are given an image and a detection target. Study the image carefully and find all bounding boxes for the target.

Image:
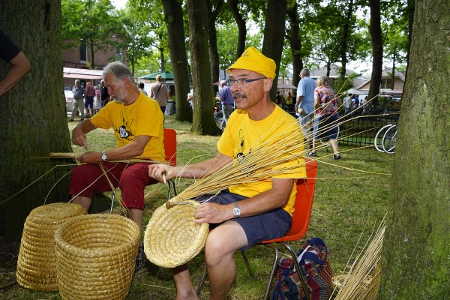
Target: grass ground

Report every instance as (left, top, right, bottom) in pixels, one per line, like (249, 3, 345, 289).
(1, 115, 392, 299)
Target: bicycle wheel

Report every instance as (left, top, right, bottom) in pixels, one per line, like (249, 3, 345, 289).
(374, 124, 394, 152)
(382, 125, 397, 154)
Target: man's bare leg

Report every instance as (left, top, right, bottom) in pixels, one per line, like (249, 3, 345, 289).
(173, 265, 199, 300)
(205, 221, 248, 300)
(129, 208, 143, 229)
(72, 196, 91, 211)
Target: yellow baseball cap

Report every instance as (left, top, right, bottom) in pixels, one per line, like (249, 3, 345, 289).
(227, 47, 276, 79)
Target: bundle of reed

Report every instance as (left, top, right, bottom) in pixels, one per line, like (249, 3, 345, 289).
(332, 218, 385, 300)
(16, 203, 86, 291)
(165, 122, 307, 207)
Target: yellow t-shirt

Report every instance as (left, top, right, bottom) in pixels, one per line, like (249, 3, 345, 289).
(90, 93, 165, 161)
(217, 105, 306, 215)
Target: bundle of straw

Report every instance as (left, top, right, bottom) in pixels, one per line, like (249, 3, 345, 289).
(332, 218, 385, 300)
(166, 122, 307, 207)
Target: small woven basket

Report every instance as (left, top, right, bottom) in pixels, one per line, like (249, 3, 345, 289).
(144, 200, 209, 268)
(16, 202, 86, 291)
(55, 214, 140, 300)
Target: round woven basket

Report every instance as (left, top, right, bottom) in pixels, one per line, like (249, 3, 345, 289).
(16, 202, 86, 291)
(144, 200, 209, 268)
(55, 214, 140, 300)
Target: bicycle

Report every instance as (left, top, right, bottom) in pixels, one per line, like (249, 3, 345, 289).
(374, 124, 397, 154)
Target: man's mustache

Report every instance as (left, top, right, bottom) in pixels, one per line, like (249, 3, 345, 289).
(232, 92, 247, 99)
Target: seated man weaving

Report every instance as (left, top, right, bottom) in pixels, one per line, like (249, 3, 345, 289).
(148, 47, 306, 300)
(70, 61, 165, 229)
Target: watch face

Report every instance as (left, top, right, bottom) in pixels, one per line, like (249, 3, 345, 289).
(232, 207, 241, 217)
(101, 152, 108, 161)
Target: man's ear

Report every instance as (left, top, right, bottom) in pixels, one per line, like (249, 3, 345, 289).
(263, 78, 273, 92)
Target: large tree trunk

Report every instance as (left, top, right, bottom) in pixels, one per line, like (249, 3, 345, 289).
(208, 0, 223, 93)
(262, 0, 287, 99)
(380, 1, 449, 298)
(286, 2, 303, 88)
(340, 0, 354, 80)
(228, 0, 246, 58)
(367, 0, 383, 105)
(187, 0, 218, 135)
(162, 0, 191, 122)
(0, 0, 71, 241)
(89, 39, 95, 68)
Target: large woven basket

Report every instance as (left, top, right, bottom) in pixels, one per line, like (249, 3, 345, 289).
(144, 200, 209, 268)
(16, 202, 86, 291)
(55, 214, 140, 300)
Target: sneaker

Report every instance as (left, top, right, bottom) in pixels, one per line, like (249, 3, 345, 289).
(333, 153, 341, 160)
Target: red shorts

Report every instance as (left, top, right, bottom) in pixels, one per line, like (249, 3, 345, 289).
(69, 162, 157, 210)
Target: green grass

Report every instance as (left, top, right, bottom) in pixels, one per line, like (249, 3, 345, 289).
(1, 115, 393, 299)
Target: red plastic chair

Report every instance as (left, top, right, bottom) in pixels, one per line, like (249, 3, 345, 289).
(163, 128, 177, 166)
(196, 159, 318, 299)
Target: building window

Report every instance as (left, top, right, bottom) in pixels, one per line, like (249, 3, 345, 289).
(80, 39, 87, 63)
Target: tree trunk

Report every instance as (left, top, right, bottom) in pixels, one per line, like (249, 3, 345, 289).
(340, 0, 354, 80)
(406, 0, 415, 64)
(228, 0, 246, 58)
(380, 1, 449, 298)
(367, 0, 383, 104)
(262, 0, 287, 99)
(391, 50, 395, 90)
(0, 0, 72, 241)
(162, 0, 191, 122)
(208, 0, 223, 93)
(159, 44, 165, 72)
(287, 2, 303, 88)
(326, 61, 331, 77)
(187, 0, 218, 135)
(89, 38, 95, 68)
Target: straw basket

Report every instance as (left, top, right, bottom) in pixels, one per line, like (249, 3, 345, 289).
(55, 214, 140, 300)
(144, 200, 209, 268)
(16, 202, 86, 291)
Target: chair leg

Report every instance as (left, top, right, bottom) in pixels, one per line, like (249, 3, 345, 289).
(283, 244, 311, 300)
(195, 263, 207, 295)
(240, 250, 255, 279)
(264, 247, 280, 300)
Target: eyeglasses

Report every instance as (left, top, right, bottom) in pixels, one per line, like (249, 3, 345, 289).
(226, 77, 265, 86)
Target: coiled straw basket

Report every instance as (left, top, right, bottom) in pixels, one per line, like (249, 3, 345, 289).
(144, 200, 209, 268)
(16, 202, 86, 291)
(55, 214, 140, 300)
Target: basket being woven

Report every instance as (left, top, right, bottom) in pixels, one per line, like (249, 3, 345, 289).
(16, 202, 86, 291)
(55, 214, 140, 300)
(144, 200, 209, 268)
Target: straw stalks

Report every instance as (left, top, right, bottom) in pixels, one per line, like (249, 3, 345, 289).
(331, 216, 385, 300)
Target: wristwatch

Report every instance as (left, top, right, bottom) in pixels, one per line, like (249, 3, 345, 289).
(232, 203, 241, 218)
(100, 151, 108, 161)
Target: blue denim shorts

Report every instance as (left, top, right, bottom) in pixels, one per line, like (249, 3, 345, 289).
(196, 190, 292, 248)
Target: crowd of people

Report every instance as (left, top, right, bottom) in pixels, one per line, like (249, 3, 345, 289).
(69, 79, 110, 121)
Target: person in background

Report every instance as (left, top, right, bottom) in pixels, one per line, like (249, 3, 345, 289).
(100, 80, 110, 107)
(295, 69, 316, 155)
(343, 93, 352, 115)
(138, 82, 148, 96)
(150, 75, 170, 113)
(84, 81, 95, 117)
(70, 80, 84, 122)
(0, 30, 31, 96)
(94, 83, 101, 113)
(218, 80, 234, 119)
(313, 76, 341, 159)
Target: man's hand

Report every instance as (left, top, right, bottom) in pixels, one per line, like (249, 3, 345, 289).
(72, 125, 87, 146)
(148, 164, 177, 183)
(77, 151, 101, 164)
(194, 202, 233, 224)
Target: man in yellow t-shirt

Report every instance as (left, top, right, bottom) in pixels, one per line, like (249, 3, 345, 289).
(148, 47, 306, 300)
(70, 61, 165, 229)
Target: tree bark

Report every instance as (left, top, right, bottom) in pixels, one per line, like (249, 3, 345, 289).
(0, 0, 72, 241)
(208, 0, 223, 92)
(187, 0, 218, 135)
(340, 0, 354, 80)
(162, 0, 192, 122)
(286, 2, 303, 88)
(367, 0, 383, 105)
(159, 46, 165, 72)
(262, 0, 287, 99)
(380, 0, 449, 298)
(228, 0, 246, 58)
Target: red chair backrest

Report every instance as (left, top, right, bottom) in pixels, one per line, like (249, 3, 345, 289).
(261, 159, 318, 244)
(164, 128, 176, 166)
